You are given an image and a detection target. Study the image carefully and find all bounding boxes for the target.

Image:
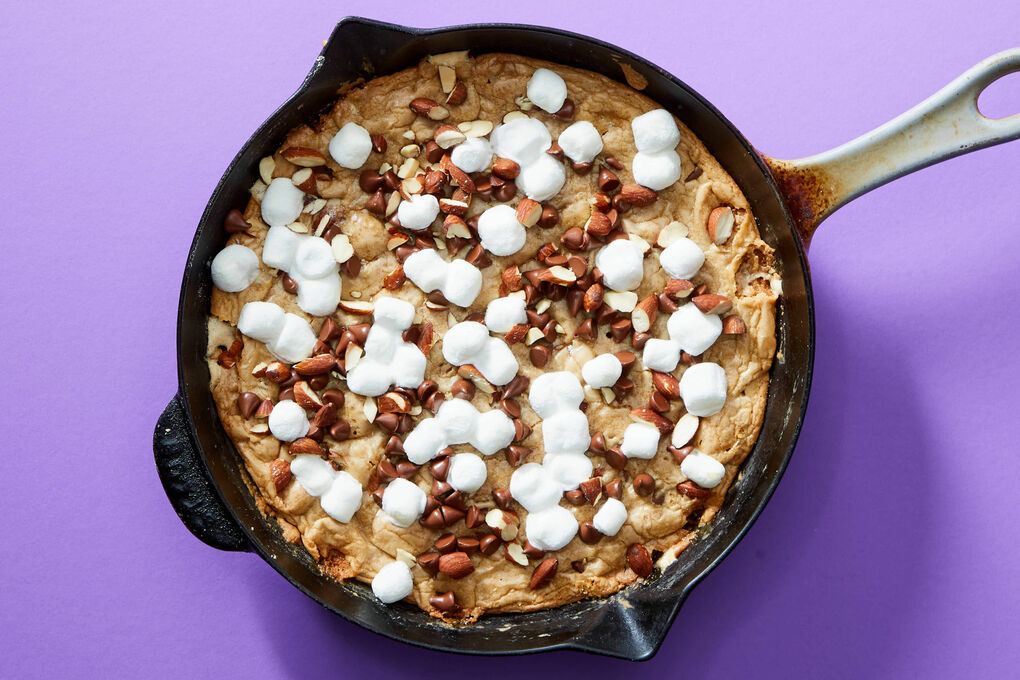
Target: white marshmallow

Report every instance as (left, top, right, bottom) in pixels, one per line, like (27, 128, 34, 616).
(666, 303, 723, 356)
(268, 400, 309, 442)
(450, 136, 493, 173)
(267, 313, 318, 363)
(509, 463, 562, 512)
(679, 362, 728, 417)
(592, 497, 628, 537)
(446, 453, 488, 494)
(345, 297, 426, 397)
(620, 422, 661, 459)
(477, 204, 527, 256)
(526, 68, 568, 114)
(631, 109, 681, 153)
(211, 244, 260, 293)
(680, 450, 726, 489)
(528, 372, 584, 419)
(516, 153, 565, 201)
(290, 455, 334, 496)
(381, 478, 427, 527)
(319, 471, 363, 523)
(641, 338, 682, 373)
(260, 226, 341, 317)
(525, 506, 578, 551)
(557, 121, 603, 163)
(261, 177, 304, 228)
(396, 193, 440, 231)
(484, 296, 528, 334)
(541, 411, 590, 455)
(372, 561, 413, 604)
(402, 249, 482, 308)
(632, 149, 683, 191)
(236, 301, 285, 343)
(595, 239, 645, 291)
(328, 121, 372, 169)
(403, 400, 516, 465)
(543, 452, 593, 491)
(490, 117, 552, 166)
(659, 237, 705, 280)
(580, 353, 623, 389)
(441, 321, 519, 386)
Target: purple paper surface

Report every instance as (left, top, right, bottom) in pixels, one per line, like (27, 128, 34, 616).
(2, 1, 1018, 677)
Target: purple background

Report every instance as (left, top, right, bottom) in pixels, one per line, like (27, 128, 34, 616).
(2, 1, 1018, 677)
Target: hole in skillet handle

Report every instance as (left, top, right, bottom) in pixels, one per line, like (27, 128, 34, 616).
(977, 70, 1020, 120)
(153, 394, 250, 552)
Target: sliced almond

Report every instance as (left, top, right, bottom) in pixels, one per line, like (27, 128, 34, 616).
(286, 221, 309, 234)
(303, 198, 327, 215)
(457, 365, 495, 394)
(671, 413, 699, 447)
(250, 423, 269, 434)
(505, 543, 528, 567)
(363, 396, 378, 423)
(503, 111, 527, 124)
(338, 299, 374, 315)
(378, 391, 412, 413)
(259, 156, 275, 185)
(400, 176, 423, 198)
(708, 206, 735, 245)
(385, 191, 401, 217)
(600, 387, 617, 404)
(630, 408, 673, 435)
(458, 120, 493, 138)
(656, 221, 690, 248)
(293, 381, 323, 410)
(331, 234, 354, 263)
(396, 157, 419, 179)
(437, 64, 457, 93)
(291, 167, 316, 194)
(535, 298, 551, 314)
(692, 294, 732, 316)
(525, 327, 546, 346)
(396, 548, 417, 568)
(281, 147, 327, 167)
(434, 124, 467, 149)
(409, 97, 449, 121)
(400, 144, 421, 159)
(515, 95, 534, 111)
(345, 343, 363, 370)
(604, 290, 638, 313)
(629, 233, 652, 254)
(630, 295, 659, 333)
(249, 179, 267, 201)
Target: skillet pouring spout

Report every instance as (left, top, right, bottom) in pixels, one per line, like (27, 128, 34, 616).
(763, 48, 1020, 248)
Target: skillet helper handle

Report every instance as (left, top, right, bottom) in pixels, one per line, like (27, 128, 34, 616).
(764, 48, 1020, 247)
(154, 395, 251, 552)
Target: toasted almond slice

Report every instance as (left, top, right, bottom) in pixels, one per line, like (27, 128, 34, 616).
(671, 413, 699, 447)
(535, 299, 551, 314)
(438, 64, 457, 93)
(339, 299, 374, 315)
(604, 290, 638, 313)
(458, 120, 494, 138)
(525, 327, 546, 346)
(331, 234, 354, 263)
(259, 156, 275, 185)
(503, 111, 527, 124)
(286, 221, 309, 234)
(396, 157, 419, 179)
(400, 144, 421, 158)
(629, 233, 652, 254)
(249, 179, 267, 201)
(385, 192, 401, 217)
(281, 147, 327, 167)
(708, 206, 735, 245)
(345, 343, 363, 370)
(435, 125, 467, 149)
(656, 221, 690, 247)
(304, 198, 327, 215)
(363, 397, 378, 423)
(630, 295, 659, 333)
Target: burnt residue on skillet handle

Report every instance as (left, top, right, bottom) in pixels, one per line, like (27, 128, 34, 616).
(761, 48, 1020, 250)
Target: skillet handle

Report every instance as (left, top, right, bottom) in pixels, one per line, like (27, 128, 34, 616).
(763, 48, 1020, 248)
(154, 395, 251, 552)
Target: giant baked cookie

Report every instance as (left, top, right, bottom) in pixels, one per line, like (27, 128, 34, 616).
(206, 52, 780, 620)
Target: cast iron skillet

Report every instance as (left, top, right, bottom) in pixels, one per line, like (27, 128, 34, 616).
(153, 18, 1020, 661)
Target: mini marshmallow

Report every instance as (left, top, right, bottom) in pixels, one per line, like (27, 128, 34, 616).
(446, 453, 488, 494)
(402, 248, 482, 307)
(236, 301, 285, 343)
(666, 303, 723, 356)
(319, 471, 363, 523)
(441, 321, 519, 386)
(290, 455, 334, 496)
(525, 506, 579, 551)
(557, 121, 603, 164)
(658, 237, 705, 280)
(396, 193, 440, 231)
(290, 455, 363, 523)
(372, 561, 414, 604)
(541, 410, 591, 455)
(328, 121, 372, 169)
(261, 226, 341, 316)
(595, 239, 645, 291)
(581, 353, 623, 389)
(261, 177, 305, 228)
(592, 497, 628, 537)
(490, 117, 552, 166)
(632, 149, 683, 191)
(237, 301, 317, 363)
(679, 362, 728, 417)
(528, 372, 584, 419)
(402, 400, 516, 465)
(631, 108, 681, 153)
(268, 313, 319, 363)
(484, 295, 528, 333)
(542, 452, 593, 491)
(516, 153, 565, 201)
(509, 463, 564, 512)
(477, 204, 527, 256)
(620, 422, 661, 459)
(381, 478, 427, 527)
(268, 400, 310, 442)
(680, 450, 726, 489)
(450, 136, 493, 173)
(526, 68, 568, 114)
(211, 244, 260, 293)
(642, 304, 722, 372)
(346, 297, 426, 396)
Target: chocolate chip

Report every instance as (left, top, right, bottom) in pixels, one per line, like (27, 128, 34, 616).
(308, 374, 329, 390)
(631, 331, 651, 350)
(224, 209, 251, 234)
(589, 432, 607, 454)
(669, 445, 694, 464)
(605, 448, 627, 470)
(328, 419, 350, 441)
(420, 507, 445, 530)
(684, 166, 703, 183)
(579, 478, 602, 504)
(513, 419, 531, 442)
(370, 133, 387, 154)
(605, 156, 625, 171)
(464, 243, 492, 269)
(492, 488, 512, 510)
(579, 522, 602, 544)
(237, 392, 260, 418)
(435, 533, 458, 553)
(383, 435, 405, 456)
(610, 318, 633, 342)
(529, 344, 551, 368)
(493, 180, 517, 202)
(359, 169, 384, 193)
(648, 390, 670, 413)
(560, 226, 589, 251)
(372, 488, 385, 506)
(430, 457, 450, 481)
(571, 160, 593, 174)
(312, 403, 337, 427)
(529, 558, 558, 589)
(418, 552, 440, 577)
(465, 506, 483, 529)
(522, 541, 546, 560)
(500, 398, 522, 419)
(417, 379, 438, 401)
(538, 205, 560, 229)
(377, 459, 399, 483)
(633, 473, 655, 496)
(440, 505, 465, 526)
(571, 559, 586, 573)
(564, 489, 586, 506)
(395, 461, 417, 479)
(451, 378, 475, 401)
(612, 194, 631, 213)
(676, 481, 712, 499)
(503, 375, 530, 399)
(457, 536, 480, 553)
(344, 255, 362, 278)
(425, 140, 443, 163)
(278, 387, 295, 402)
(432, 479, 452, 498)
(365, 189, 386, 215)
(574, 318, 596, 340)
(374, 412, 400, 433)
(479, 534, 501, 555)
